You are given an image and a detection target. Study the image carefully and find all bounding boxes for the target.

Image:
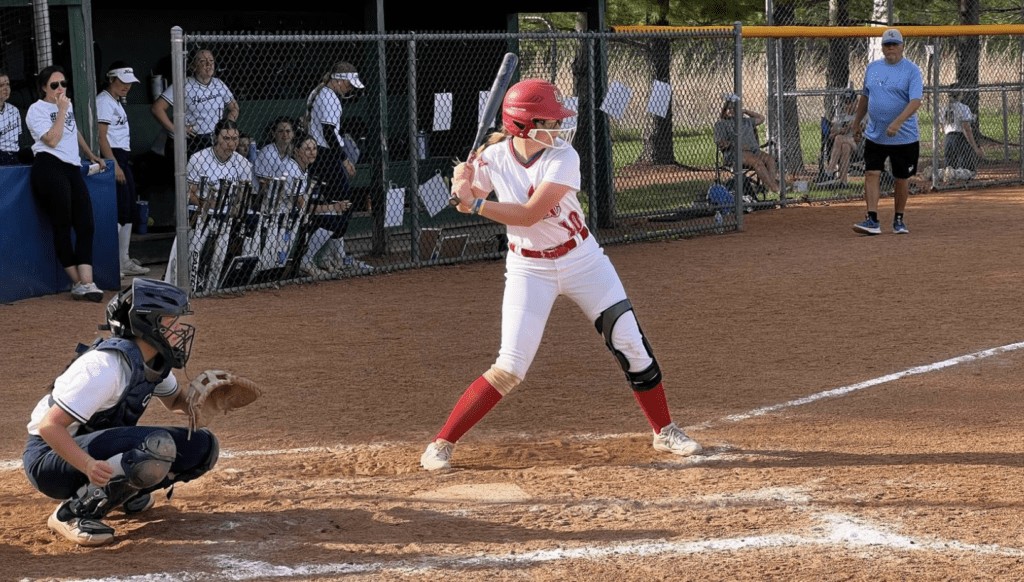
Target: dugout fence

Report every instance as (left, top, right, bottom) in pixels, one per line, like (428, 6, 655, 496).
(167, 25, 1024, 296)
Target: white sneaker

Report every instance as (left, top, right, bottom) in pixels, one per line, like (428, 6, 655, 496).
(70, 282, 87, 300)
(342, 256, 374, 274)
(79, 282, 104, 303)
(420, 439, 455, 471)
(48, 503, 115, 547)
(299, 260, 329, 278)
(652, 423, 702, 456)
(121, 258, 150, 276)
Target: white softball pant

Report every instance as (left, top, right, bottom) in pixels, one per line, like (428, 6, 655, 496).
(494, 235, 653, 381)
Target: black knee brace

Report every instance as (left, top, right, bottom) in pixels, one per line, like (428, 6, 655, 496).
(594, 299, 662, 392)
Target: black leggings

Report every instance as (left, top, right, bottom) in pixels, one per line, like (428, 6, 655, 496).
(31, 152, 94, 268)
(112, 148, 137, 224)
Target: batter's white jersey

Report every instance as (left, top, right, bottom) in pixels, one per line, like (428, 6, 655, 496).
(96, 90, 130, 150)
(471, 139, 653, 382)
(26, 349, 177, 437)
(27, 99, 80, 165)
(0, 102, 22, 153)
(473, 138, 585, 252)
(306, 86, 344, 149)
(159, 77, 235, 135)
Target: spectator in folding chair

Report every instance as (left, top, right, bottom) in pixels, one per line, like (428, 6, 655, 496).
(822, 93, 862, 188)
(713, 101, 781, 194)
(939, 86, 983, 182)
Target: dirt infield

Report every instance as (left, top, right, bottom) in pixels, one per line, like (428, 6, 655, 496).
(4, 189, 1024, 581)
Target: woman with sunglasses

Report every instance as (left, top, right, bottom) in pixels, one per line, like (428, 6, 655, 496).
(26, 65, 106, 302)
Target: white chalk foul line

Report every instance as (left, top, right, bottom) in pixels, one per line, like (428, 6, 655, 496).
(708, 340, 1024, 426)
(49, 511, 1024, 582)
(4, 340, 1024, 473)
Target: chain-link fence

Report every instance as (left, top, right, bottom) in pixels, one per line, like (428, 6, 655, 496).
(0, 3, 44, 162)
(165, 26, 1024, 296)
(169, 29, 748, 295)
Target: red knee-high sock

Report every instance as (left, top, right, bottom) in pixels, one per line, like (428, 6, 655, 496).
(435, 376, 504, 443)
(632, 383, 673, 431)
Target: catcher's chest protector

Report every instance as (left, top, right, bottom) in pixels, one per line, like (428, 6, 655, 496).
(74, 338, 171, 435)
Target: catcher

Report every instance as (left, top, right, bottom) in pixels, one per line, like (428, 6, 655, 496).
(22, 278, 260, 547)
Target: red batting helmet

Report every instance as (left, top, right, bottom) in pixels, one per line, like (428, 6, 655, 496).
(502, 79, 576, 139)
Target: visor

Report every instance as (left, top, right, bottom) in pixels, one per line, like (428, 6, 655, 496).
(107, 67, 140, 84)
(331, 72, 364, 89)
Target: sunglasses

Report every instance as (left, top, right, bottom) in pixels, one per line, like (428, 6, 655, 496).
(49, 80, 68, 90)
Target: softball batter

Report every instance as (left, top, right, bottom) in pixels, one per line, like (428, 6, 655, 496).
(421, 79, 702, 471)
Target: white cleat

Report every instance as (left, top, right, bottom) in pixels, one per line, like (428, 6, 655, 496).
(652, 423, 702, 456)
(48, 503, 115, 547)
(420, 439, 455, 471)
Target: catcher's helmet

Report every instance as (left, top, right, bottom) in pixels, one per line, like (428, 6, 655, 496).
(103, 278, 195, 369)
(502, 79, 577, 142)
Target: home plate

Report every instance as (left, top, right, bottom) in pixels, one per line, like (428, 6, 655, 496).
(414, 483, 532, 503)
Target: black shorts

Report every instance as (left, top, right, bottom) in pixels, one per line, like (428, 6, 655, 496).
(863, 139, 919, 179)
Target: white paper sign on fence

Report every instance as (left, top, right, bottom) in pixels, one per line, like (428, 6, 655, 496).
(386, 187, 405, 228)
(418, 173, 450, 217)
(434, 93, 453, 131)
(647, 80, 672, 118)
(600, 81, 632, 120)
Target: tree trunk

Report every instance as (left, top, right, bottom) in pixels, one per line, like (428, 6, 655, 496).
(774, 2, 805, 175)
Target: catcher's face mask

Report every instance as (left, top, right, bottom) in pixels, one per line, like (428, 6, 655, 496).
(158, 315, 195, 368)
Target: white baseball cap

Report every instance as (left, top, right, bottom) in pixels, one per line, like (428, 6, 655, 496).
(881, 29, 904, 45)
(107, 67, 140, 83)
(331, 72, 364, 89)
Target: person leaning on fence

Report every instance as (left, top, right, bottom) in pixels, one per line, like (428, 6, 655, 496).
(851, 29, 922, 236)
(185, 119, 252, 212)
(151, 49, 239, 157)
(0, 70, 24, 165)
(939, 86, 983, 182)
(713, 101, 781, 194)
(97, 61, 150, 278)
(824, 92, 862, 188)
(27, 65, 107, 302)
(303, 61, 371, 274)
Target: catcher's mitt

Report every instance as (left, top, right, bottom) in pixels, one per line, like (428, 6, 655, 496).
(186, 369, 262, 437)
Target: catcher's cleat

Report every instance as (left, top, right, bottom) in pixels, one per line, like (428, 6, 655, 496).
(652, 423, 702, 456)
(121, 492, 155, 516)
(48, 502, 115, 547)
(420, 439, 455, 471)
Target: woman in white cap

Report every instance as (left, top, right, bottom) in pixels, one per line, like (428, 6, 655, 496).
(303, 61, 371, 274)
(97, 61, 149, 277)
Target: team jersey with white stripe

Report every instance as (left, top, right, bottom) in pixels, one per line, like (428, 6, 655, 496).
(0, 102, 22, 153)
(96, 91, 131, 150)
(254, 143, 290, 180)
(472, 138, 584, 252)
(159, 77, 235, 135)
(26, 349, 177, 436)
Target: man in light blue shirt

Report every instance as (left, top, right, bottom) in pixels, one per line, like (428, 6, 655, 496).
(851, 28, 922, 235)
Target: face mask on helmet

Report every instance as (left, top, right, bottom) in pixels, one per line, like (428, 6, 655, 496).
(103, 278, 195, 369)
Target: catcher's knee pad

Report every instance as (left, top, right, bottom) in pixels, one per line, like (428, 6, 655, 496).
(594, 299, 662, 392)
(483, 366, 521, 396)
(123, 430, 176, 488)
(69, 432, 175, 519)
(173, 428, 220, 484)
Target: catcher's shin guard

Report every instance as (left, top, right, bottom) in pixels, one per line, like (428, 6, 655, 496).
(70, 430, 175, 519)
(594, 299, 662, 392)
